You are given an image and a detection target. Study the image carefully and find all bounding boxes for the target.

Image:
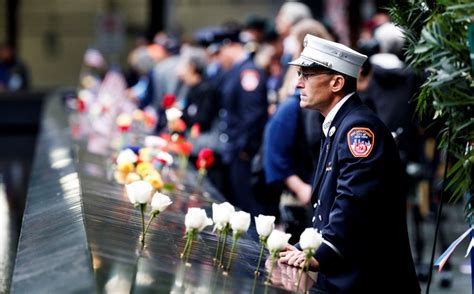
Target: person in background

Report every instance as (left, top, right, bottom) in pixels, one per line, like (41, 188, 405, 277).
(253, 28, 284, 115)
(0, 43, 30, 91)
(362, 22, 422, 165)
(78, 47, 107, 94)
(150, 34, 189, 132)
(126, 44, 163, 109)
(263, 1, 312, 114)
(240, 15, 268, 59)
(275, 1, 313, 68)
(177, 46, 219, 133)
(192, 26, 226, 90)
(376, 21, 453, 288)
(209, 24, 268, 216)
(176, 46, 223, 190)
(278, 34, 420, 293)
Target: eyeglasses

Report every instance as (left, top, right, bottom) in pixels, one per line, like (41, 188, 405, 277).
(297, 70, 332, 81)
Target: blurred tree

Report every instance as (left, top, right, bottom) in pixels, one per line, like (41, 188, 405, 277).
(390, 0, 473, 214)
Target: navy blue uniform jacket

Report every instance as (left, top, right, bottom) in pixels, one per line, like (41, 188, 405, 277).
(311, 94, 420, 293)
(219, 56, 268, 163)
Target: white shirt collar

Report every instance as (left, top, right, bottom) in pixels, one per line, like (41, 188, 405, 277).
(322, 92, 355, 137)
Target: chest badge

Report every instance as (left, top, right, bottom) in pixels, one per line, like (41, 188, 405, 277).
(347, 127, 375, 158)
(329, 126, 336, 137)
(240, 69, 260, 92)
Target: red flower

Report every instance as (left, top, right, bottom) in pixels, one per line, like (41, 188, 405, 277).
(161, 93, 176, 109)
(116, 114, 132, 133)
(196, 148, 215, 169)
(77, 97, 86, 113)
(118, 125, 130, 133)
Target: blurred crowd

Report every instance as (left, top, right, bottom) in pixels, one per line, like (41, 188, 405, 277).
(77, 1, 454, 287)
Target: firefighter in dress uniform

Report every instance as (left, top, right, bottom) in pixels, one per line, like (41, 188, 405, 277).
(209, 26, 268, 216)
(278, 34, 420, 293)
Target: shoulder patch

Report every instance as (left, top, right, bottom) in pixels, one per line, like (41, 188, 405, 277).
(240, 69, 260, 92)
(347, 127, 374, 158)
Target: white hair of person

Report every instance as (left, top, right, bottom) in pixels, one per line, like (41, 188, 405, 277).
(279, 1, 313, 26)
(129, 47, 156, 74)
(373, 22, 405, 56)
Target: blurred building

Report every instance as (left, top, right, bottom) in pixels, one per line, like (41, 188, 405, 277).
(0, 0, 393, 89)
(0, 0, 290, 89)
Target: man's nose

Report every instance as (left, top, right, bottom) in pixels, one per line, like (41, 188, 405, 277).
(296, 79, 305, 88)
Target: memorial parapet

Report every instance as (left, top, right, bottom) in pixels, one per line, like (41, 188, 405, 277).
(11, 92, 314, 293)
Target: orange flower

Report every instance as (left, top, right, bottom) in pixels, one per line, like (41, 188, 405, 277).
(190, 124, 201, 139)
(117, 162, 134, 173)
(114, 171, 127, 184)
(180, 141, 193, 157)
(169, 118, 187, 133)
(143, 111, 157, 128)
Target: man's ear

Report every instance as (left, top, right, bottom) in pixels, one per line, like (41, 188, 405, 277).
(330, 75, 345, 92)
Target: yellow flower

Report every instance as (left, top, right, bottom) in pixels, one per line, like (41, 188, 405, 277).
(117, 162, 134, 173)
(125, 172, 141, 184)
(136, 162, 154, 178)
(139, 148, 152, 162)
(144, 172, 164, 190)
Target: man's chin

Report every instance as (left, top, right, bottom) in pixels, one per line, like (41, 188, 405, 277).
(299, 100, 309, 109)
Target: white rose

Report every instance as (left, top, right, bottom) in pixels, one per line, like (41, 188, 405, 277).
(165, 107, 183, 122)
(267, 230, 292, 252)
(230, 211, 251, 233)
(144, 135, 167, 149)
(78, 89, 94, 105)
(299, 228, 323, 251)
(157, 151, 174, 165)
(254, 215, 276, 238)
(151, 192, 173, 212)
(117, 148, 138, 164)
(126, 180, 153, 204)
(212, 202, 235, 230)
(185, 207, 213, 232)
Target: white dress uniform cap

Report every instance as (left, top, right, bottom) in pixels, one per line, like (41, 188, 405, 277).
(289, 34, 368, 78)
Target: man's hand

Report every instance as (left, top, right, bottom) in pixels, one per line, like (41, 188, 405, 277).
(279, 244, 320, 270)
